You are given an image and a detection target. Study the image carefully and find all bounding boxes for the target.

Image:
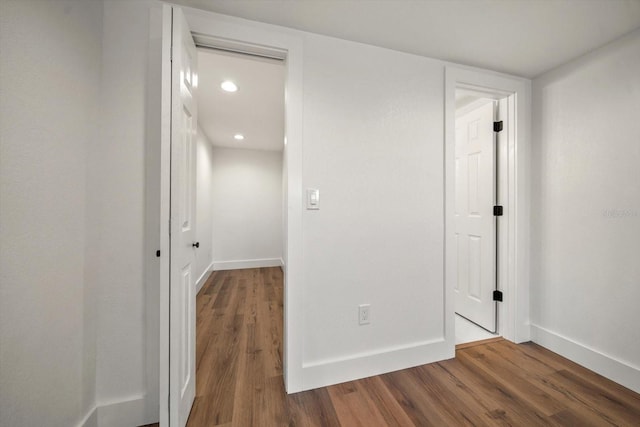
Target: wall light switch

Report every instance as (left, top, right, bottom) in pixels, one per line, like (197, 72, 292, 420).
(306, 188, 320, 210)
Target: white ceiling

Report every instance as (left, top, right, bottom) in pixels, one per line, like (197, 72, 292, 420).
(197, 48, 285, 151)
(177, 0, 640, 78)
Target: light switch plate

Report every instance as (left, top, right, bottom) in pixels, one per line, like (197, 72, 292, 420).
(306, 188, 320, 210)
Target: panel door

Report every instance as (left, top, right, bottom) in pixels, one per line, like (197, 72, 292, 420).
(454, 101, 496, 332)
(170, 7, 197, 427)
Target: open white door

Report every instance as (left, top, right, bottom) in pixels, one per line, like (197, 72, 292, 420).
(169, 7, 197, 427)
(454, 101, 497, 332)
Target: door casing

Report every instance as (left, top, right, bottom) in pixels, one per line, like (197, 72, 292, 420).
(445, 67, 531, 346)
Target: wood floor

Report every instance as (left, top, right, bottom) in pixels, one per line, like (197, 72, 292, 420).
(182, 267, 640, 426)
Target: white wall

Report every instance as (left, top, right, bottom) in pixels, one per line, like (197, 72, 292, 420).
(195, 127, 214, 289)
(299, 33, 447, 383)
(90, 0, 160, 424)
(211, 147, 283, 269)
(0, 1, 102, 426)
(531, 28, 640, 392)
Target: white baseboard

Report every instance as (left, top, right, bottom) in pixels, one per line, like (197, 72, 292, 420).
(213, 258, 282, 271)
(78, 406, 97, 427)
(299, 338, 454, 391)
(79, 396, 156, 427)
(531, 324, 640, 393)
(195, 262, 214, 294)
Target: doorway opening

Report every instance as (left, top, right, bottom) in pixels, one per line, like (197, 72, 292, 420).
(189, 45, 286, 422)
(453, 89, 504, 344)
(445, 66, 531, 351)
(195, 47, 285, 275)
(158, 6, 304, 425)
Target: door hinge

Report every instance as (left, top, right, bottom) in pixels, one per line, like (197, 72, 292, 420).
(493, 121, 503, 132)
(493, 290, 503, 302)
(493, 205, 504, 216)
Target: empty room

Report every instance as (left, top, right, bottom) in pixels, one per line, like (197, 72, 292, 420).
(1, 1, 639, 426)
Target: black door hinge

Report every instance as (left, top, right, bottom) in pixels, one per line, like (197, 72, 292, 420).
(493, 205, 503, 216)
(156, 250, 161, 258)
(493, 121, 503, 132)
(493, 290, 503, 302)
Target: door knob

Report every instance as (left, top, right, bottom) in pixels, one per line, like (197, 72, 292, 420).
(192, 242, 200, 248)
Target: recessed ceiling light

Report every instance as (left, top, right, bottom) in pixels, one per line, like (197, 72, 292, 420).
(221, 80, 238, 92)
(234, 134, 244, 141)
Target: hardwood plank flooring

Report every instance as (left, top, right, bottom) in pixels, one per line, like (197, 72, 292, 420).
(177, 267, 640, 426)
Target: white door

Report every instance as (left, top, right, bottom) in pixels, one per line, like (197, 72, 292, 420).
(170, 7, 197, 427)
(454, 101, 497, 332)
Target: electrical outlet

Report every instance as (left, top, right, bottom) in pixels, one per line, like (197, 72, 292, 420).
(358, 304, 370, 325)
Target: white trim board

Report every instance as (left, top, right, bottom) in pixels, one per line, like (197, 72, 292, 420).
(156, 4, 173, 426)
(79, 396, 155, 427)
(213, 258, 282, 271)
(195, 263, 214, 294)
(158, 5, 172, 426)
(531, 324, 640, 394)
(96, 397, 151, 427)
(78, 407, 97, 427)
(300, 339, 451, 391)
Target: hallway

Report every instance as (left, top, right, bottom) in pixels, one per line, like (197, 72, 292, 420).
(188, 268, 284, 425)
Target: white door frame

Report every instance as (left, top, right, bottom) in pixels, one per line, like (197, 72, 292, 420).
(444, 66, 531, 345)
(158, 5, 305, 426)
